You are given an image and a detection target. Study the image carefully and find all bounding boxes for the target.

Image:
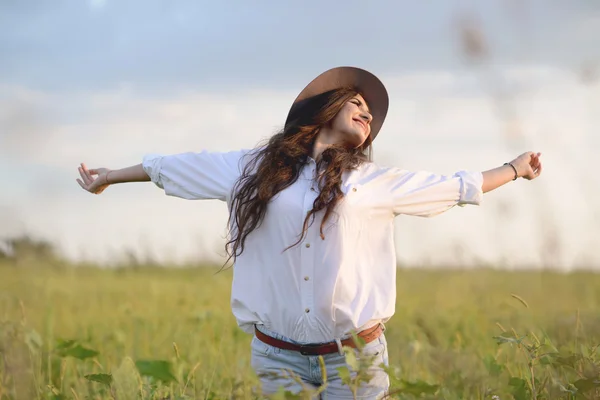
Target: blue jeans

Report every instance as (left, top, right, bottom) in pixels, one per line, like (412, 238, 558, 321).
(251, 324, 390, 399)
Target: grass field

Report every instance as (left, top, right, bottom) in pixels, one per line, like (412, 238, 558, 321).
(1, 259, 599, 399)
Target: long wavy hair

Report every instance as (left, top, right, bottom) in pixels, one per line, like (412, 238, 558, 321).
(224, 87, 373, 264)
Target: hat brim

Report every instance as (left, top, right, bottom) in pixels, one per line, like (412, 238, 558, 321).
(285, 66, 389, 141)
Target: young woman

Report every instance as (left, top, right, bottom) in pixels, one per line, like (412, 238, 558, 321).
(77, 67, 542, 398)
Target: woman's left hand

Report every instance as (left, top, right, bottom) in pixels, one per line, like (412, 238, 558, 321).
(510, 152, 543, 180)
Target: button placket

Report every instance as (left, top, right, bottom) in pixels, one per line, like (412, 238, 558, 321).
(300, 172, 317, 321)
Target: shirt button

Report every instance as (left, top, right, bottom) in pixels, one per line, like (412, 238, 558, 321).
(352, 187, 357, 192)
(310, 187, 316, 192)
(305, 243, 310, 248)
(305, 308, 310, 313)
(304, 276, 309, 281)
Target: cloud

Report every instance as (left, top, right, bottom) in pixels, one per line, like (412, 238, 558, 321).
(1, 65, 599, 269)
(0, 85, 55, 149)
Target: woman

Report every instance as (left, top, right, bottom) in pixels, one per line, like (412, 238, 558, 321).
(76, 66, 542, 398)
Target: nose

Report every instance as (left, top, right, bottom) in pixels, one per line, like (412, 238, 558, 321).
(360, 111, 372, 124)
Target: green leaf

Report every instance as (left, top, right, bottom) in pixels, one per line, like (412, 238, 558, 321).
(552, 354, 582, 369)
(399, 379, 439, 396)
(84, 373, 113, 386)
(508, 377, 530, 400)
(55, 339, 77, 350)
(541, 336, 559, 353)
(573, 378, 600, 393)
(492, 332, 526, 346)
(483, 355, 504, 376)
(268, 387, 303, 400)
(135, 360, 177, 383)
(539, 354, 556, 365)
(58, 344, 99, 360)
(343, 349, 359, 371)
(382, 365, 403, 387)
(337, 366, 351, 384)
(268, 389, 287, 400)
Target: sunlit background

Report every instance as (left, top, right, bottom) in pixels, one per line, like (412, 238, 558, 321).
(1, 0, 598, 270)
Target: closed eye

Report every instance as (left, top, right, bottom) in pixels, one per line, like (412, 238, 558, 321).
(351, 98, 370, 114)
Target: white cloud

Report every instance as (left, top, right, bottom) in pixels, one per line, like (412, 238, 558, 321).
(1, 65, 598, 269)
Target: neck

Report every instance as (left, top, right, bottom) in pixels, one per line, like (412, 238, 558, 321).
(311, 128, 338, 160)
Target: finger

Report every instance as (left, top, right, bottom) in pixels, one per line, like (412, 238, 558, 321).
(76, 178, 88, 190)
(81, 163, 93, 182)
(530, 157, 536, 168)
(526, 165, 535, 180)
(88, 169, 98, 176)
(78, 167, 92, 185)
(535, 163, 543, 176)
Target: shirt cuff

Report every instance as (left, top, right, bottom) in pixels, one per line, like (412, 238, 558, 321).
(142, 153, 165, 189)
(456, 170, 483, 206)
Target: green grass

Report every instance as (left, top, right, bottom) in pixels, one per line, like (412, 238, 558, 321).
(1, 260, 599, 399)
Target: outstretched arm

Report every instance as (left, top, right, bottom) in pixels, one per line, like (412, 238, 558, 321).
(388, 150, 542, 217)
(77, 149, 251, 199)
(76, 163, 149, 195)
(482, 151, 542, 193)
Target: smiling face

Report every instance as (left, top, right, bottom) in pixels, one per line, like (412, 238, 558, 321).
(326, 93, 373, 149)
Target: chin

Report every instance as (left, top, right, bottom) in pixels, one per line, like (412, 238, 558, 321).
(339, 127, 367, 148)
(352, 134, 369, 147)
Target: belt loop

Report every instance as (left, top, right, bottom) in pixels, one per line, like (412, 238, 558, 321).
(335, 338, 344, 356)
(379, 322, 386, 332)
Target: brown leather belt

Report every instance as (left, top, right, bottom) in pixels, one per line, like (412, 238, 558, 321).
(254, 324, 384, 356)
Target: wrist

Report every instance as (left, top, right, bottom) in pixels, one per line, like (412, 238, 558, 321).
(105, 170, 113, 185)
(504, 162, 518, 180)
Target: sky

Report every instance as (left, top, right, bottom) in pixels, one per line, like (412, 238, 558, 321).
(1, 0, 599, 269)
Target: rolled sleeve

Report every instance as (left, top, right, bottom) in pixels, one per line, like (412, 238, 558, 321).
(456, 170, 483, 206)
(142, 153, 165, 189)
(386, 168, 483, 217)
(142, 149, 251, 201)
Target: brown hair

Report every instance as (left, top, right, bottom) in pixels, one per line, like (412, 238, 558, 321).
(225, 87, 373, 264)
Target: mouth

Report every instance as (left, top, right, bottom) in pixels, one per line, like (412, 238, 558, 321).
(353, 119, 367, 132)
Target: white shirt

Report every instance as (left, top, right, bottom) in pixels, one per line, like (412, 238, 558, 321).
(142, 149, 483, 343)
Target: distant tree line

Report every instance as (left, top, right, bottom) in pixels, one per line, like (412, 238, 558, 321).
(0, 235, 61, 265)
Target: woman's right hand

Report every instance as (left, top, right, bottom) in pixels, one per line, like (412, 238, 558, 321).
(77, 163, 112, 195)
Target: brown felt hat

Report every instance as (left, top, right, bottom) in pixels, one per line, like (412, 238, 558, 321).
(285, 66, 389, 141)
